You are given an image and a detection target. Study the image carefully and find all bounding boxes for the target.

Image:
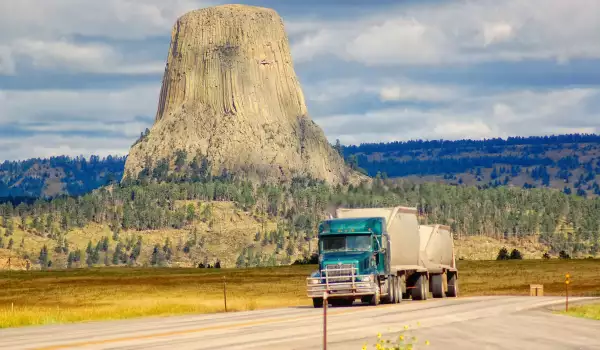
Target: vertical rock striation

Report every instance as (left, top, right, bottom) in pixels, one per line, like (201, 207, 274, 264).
(123, 4, 365, 185)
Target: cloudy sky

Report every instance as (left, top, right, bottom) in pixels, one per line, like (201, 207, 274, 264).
(1, 0, 599, 161)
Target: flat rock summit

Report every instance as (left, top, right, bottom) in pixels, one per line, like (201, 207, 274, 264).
(124, 4, 364, 185)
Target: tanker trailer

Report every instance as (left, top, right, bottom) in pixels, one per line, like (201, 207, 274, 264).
(418, 224, 459, 298)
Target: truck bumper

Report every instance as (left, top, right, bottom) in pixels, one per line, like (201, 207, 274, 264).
(306, 277, 377, 298)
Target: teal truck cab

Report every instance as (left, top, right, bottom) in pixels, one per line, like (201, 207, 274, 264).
(306, 217, 393, 307)
(306, 206, 459, 308)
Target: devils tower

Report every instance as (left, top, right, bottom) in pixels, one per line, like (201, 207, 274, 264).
(123, 4, 363, 185)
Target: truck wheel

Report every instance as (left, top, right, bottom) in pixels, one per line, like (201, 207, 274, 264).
(431, 274, 445, 298)
(447, 272, 459, 297)
(394, 276, 402, 303)
(389, 276, 396, 304)
(381, 278, 393, 304)
(370, 287, 381, 306)
(411, 274, 427, 301)
(312, 298, 323, 308)
(400, 275, 408, 300)
(342, 298, 354, 306)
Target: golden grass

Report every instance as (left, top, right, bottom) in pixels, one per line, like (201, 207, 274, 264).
(457, 259, 600, 297)
(0, 266, 313, 328)
(562, 304, 600, 320)
(1, 259, 599, 328)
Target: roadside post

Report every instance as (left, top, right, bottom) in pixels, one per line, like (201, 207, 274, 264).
(223, 276, 228, 312)
(565, 273, 570, 312)
(323, 291, 328, 350)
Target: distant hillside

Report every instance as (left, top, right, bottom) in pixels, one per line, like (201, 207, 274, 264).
(3, 133, 600, 201)
(342, 133, 600, 197)
(0, 156, 125, 199)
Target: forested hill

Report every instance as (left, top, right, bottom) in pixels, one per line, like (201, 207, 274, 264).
(3, 133, 600, 200)
(341, 133, 600, 197)
(0, 156, 125, 199)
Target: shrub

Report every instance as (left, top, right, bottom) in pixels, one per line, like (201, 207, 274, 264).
(542, 252, 551, 259)
(496, 247, 509, 260)
(362, 325, 430, 350)
(559, 250, 571, 259)
(509, 249, 523, 260)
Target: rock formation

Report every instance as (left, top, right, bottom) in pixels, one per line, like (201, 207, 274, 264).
(123, 4, 365, 185)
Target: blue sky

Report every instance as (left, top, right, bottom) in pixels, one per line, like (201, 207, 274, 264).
(1, 0, 599, 161)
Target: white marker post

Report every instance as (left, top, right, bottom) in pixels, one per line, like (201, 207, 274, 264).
(323, 291, 328, 350)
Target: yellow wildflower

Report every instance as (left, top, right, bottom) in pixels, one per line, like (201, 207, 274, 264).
(425, 340, 430, 346)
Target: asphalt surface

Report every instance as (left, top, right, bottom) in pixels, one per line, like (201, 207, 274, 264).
(1, 296, 599, 350)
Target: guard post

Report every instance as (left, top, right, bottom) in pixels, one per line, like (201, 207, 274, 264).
(565, 273, 570, 312)
(323, 291, 328, 350)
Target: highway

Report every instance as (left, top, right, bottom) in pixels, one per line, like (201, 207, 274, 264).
(1, 296, 598, 350)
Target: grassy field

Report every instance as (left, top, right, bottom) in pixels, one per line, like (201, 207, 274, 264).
(1, 259, 599, 328)
(562, 304, 600, 320)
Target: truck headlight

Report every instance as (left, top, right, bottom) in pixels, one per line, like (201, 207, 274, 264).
(308, 279, 320, 285)
(359, 275, 373, 282)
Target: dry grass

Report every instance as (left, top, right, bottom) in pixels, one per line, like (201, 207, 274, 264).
(562, 304, 600, 320)
(456, 259, 600, 297)
(1, 259, 599, 328)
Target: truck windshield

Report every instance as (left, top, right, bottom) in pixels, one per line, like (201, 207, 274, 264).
(321, 235, 371, 252)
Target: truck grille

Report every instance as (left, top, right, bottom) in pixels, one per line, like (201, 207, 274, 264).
(323, 264, 356, 282)
(325, 264, 354, 276)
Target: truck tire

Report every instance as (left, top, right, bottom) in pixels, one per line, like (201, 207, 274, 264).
(312, 298, 323, 308)
(370, 287, 381, 306)
(431, 274, 445, 298)
(447, 272, 459, 297)
(396, 276, 402, 303)
(400, 275, 408, 300)
(411, 274, 427, 301)
(389, 276, 396, 304)
(381, 279, 393, 304)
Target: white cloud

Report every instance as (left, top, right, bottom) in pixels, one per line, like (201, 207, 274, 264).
(0, 46, 15, 75)
(0, 84, 160, 160)
(0, 0, 217, 75)
(0, 134, 133, 161)
(12, 39, 165, 75)
(290, 0, 600, 66)
(0, 0, 217, 41)
(483, 22, 514, 47)
(378, 82, 459, 102)
(313, 87, 600, 145)
(0, 85, 160, 124)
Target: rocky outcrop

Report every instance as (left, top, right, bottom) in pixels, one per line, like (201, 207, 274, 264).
(123, 4, 365, 186)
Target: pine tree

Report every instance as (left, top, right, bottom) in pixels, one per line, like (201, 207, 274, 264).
(113, 243, 123, 265)
(162, 238, 173, 261)
(67, 252, 74, 268)
(38, 245, 49, 269)
(151, 244, 161, 266)
(7, 238, 13, 250)
(102, 237, 109, 252)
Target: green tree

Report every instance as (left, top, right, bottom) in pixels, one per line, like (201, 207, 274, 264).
(38, 245, 49, 269)
(496, 247, 509, 260)
(186, 204, 196, 223)
(509, 249, 523, 260)
(113, 243, 124, 265)
(162, 238, 173, 261)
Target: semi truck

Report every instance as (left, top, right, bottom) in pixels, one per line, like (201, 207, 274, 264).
(306, 206, 458, 308)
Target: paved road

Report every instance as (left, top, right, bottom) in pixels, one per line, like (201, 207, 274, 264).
(1, 296, 598, 350)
